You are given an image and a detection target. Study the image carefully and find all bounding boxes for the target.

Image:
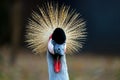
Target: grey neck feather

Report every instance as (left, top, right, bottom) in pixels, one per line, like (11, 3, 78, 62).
(47, 51, 69, 80)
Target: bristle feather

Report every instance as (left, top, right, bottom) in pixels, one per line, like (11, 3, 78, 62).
(26, 2, 86, 54)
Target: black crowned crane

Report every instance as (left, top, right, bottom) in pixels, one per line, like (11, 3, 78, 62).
(26, 2, 86, 80)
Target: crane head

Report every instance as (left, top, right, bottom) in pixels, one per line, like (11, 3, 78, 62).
(48, 28, 66, 73)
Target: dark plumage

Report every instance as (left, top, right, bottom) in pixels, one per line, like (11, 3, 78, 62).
(52, 28, 66, 44)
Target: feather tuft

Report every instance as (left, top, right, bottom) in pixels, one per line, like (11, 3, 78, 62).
(26, 2, 86, 54)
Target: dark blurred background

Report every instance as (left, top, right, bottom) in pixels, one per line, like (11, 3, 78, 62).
(0, 0, 120, 80)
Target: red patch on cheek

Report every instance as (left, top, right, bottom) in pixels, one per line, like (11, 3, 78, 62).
(49, 34, 52, 41)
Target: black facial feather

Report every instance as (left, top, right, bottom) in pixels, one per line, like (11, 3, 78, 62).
(52, 28, 66, 44)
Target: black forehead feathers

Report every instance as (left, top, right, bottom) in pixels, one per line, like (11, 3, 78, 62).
(52, 28, 66, 44)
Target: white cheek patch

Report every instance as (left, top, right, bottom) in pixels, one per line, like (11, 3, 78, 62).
(48, 39, 54, 54)
(64, 43, 66, 52)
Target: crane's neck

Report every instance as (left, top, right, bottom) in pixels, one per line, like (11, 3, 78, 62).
(47, 51, 69, 80)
